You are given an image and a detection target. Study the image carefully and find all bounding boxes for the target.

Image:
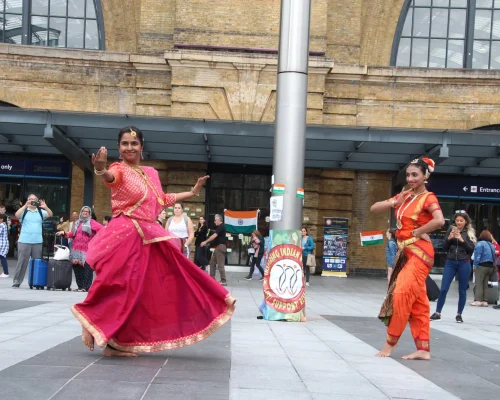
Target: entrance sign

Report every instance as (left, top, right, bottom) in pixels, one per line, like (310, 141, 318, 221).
(322, 217, 349, 277)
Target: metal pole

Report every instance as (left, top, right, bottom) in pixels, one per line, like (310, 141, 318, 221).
(270, 0, 312, 230)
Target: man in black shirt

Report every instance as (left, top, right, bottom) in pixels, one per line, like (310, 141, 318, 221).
(201, 214, 227, 286)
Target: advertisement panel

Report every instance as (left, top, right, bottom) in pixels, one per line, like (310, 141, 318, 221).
(322, 217, 349, 277)
(259, 229, 306, 322)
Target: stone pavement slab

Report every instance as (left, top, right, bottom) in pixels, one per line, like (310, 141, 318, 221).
(0, 259, 497, 399)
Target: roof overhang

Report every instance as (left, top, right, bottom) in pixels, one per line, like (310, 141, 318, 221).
(1, 108, 500, 176)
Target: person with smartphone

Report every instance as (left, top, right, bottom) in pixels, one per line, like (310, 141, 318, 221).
(430, 211, 476, 323)
(12, 194, 53, 288)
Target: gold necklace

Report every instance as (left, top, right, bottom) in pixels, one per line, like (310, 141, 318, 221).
(396, 190, 427, 229)
(125, 163, 165, 206)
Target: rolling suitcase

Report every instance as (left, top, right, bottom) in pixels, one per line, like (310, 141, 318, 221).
(28, 258, 48, 290)
(426, 276, 440, 301)
(47, 259, 73, 291)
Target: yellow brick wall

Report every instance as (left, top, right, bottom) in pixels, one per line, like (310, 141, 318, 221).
(172, 0, 327, 53)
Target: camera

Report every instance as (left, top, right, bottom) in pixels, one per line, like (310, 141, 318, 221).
(31, 201, 41, 207)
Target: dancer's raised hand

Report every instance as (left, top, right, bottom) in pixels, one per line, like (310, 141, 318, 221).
(192, 175, 210, 195)
(92, 147, 108, 171)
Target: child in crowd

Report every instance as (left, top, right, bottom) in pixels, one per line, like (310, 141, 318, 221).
(0, 213, 9, 278)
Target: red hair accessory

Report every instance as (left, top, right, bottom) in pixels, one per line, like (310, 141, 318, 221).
(420, 157, 435, 173)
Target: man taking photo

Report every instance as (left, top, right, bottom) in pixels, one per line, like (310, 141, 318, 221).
(12, 194, 53, 288)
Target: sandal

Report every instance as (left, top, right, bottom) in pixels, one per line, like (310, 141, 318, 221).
(481, 302, 489, 307)
(470, 301, 482, 306)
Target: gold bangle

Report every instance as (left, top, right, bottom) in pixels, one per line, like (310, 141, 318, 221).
(191, 186, 200, 197)
(94, 168, 106, 176)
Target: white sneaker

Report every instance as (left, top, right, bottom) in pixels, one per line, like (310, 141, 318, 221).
(306, 282, 310, 287)
(0, 273, 9, 278)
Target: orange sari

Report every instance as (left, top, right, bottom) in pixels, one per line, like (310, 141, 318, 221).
(378, 192, 440, 352)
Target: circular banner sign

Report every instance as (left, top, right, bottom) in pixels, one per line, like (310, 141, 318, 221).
(263, 244, 305, 313)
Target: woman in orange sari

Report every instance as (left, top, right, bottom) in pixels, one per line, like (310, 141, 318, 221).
(371, 158, 444, 360)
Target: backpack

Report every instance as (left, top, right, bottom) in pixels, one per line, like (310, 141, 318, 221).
(21, 207, 44, 224)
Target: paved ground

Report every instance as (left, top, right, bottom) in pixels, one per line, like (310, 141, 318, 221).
(0, 259, 499, 399)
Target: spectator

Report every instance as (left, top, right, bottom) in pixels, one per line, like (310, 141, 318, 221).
(68, 210, 79, 249)
(156, 209, 167, 226)
(431, 210, 476, 323)
(301, 227, 315, 287)
(0, 204, 11, 227)
(12, 194, 53, 288)
(386, 228, 398, 283)
(0, 213, 9, 277)
(57, 215, 70, 247)
(471, 230, 496, 307)
(166, 202, 194, 258)
(194, 216, 209, 270)
(244, 230, 265, 281)
(102, 216, 112, 227)
(201, 214, 227, 286)
(57, 206, 103, 292)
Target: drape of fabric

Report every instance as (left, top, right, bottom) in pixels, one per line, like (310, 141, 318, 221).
(378, 192, 440, 352)
(72, 162, 235, 352)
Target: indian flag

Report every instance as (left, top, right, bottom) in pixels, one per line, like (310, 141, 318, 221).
(360, 230, 384, 246)
(224, 210, 258, 234)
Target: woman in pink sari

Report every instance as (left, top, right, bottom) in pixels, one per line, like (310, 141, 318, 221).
(73, 126, 236, 357)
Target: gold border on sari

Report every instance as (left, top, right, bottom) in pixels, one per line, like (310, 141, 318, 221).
(415, 338, 430, 351)
(72, 294, 236, 353)
(131, 218, 180, 245)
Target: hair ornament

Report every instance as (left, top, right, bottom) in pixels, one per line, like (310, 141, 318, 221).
(130, 130, 137, 137)
(421, 157, 435, 173)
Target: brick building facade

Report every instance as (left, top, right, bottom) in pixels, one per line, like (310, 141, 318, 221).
(2, 0, 500, 275)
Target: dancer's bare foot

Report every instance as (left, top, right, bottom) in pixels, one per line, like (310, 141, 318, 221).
(402, 350, 430, 360)
(103, 346, 138, 357)
(376, 342, 395, 357)
(81, 326, 94, 351)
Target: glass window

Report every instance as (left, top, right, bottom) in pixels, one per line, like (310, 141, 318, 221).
(431, 8, 449, 38)
(50, 0, 67, 17)
(5, 0, 23, 14)
(0, 0, 102, 49)
(31, 0, 48, 15)
(394, 0, 500, 69)
(429, 38, 447, 67)
(412, 38, 429, 66)
(477, 0, 493, 7)
(396, 38, 412, 66)
(67, 0, 84, 18)
(66, 17, 83, 48)
(473, 40, 491, 68)
(49, 17, 66, 47)
(3, 14, 23, 44)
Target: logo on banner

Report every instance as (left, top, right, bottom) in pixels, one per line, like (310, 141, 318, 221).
(263, 244, 305, 313)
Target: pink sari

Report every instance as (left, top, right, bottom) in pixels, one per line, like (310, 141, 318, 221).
(71, 162, 235, 353)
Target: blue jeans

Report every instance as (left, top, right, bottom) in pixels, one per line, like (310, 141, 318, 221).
(436, 259, 471, 315)
(0, 255, 8, 274)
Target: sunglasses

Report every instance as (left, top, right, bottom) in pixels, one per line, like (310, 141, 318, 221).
(455, 210, 466, 214)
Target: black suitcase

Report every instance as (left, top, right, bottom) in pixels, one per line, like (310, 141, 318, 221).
(426, 276, 440, 301)
(47, 259, 73, 291)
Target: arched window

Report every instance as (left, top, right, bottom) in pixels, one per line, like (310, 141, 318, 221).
(0, 0, 104, 49)
(392, 0, 500, 69)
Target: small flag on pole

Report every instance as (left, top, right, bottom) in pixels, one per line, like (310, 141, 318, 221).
(360, 230, 384, 246)
(273, 184, 285, 194)
(296, 188, 304, 198)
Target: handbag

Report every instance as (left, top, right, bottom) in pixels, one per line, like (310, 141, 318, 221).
(53, 245, 70, 261)
(306, 253, 316, 268)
